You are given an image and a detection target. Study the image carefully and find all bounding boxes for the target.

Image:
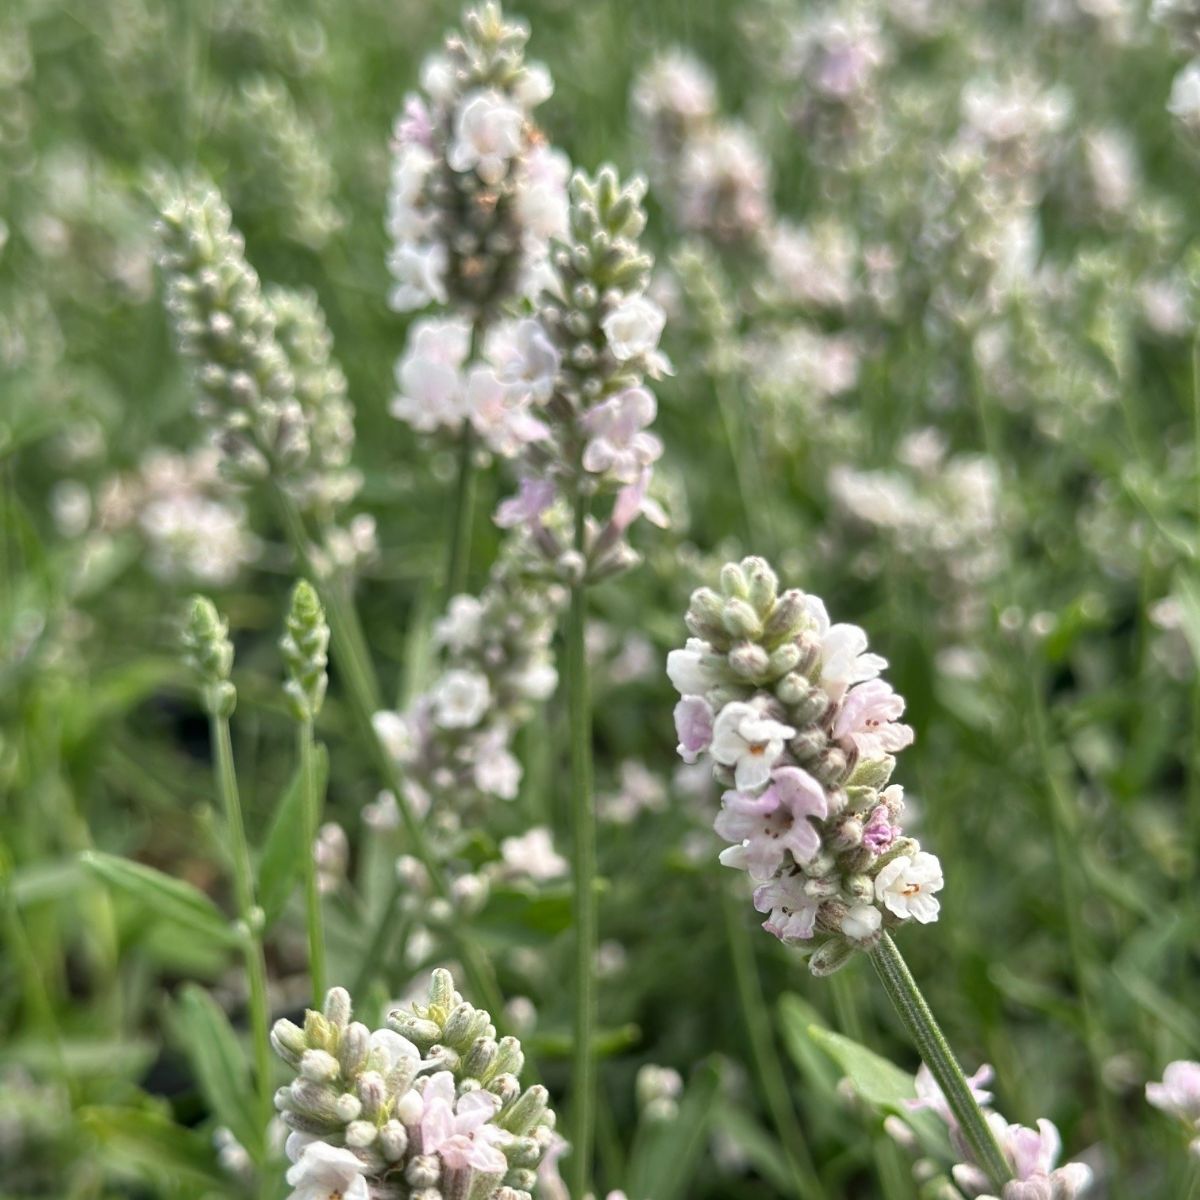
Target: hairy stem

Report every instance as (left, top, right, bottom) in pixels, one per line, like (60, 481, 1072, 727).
(445, 422, 478, 601)
(299, 720, 326, 1005)
(870, 934, 1011, 1190)
(722, 889, 827, 1200)
(567, 491, 598, 1200)
(211, 715, 274, 1142)
(270, 485, 503, 1020)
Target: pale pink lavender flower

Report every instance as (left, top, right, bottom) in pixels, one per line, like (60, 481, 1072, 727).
(834, 678, 915, 759)
(1147, 1060, 1200, 1124)
(417, 1071, 509, 1173)
(284, 1142, 369, 1200)
(709, 702, 796, 791)
(581, 387, 663, 484)
(715, 765, 828, 880)
(674, 695, 714, 763)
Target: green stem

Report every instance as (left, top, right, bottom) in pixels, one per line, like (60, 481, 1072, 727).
(300, 720, 325, 1005)
(566, 491, 598, 1200)
(269, 485, 503, 1021)
(212, 715, 274, 1140)
(870, 934, 1012, 1190)
(722, 889, 827, 1200)
(444, 422, 477, 601)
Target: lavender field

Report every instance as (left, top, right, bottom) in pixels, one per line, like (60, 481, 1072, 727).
(2, 1, 1200, 1197)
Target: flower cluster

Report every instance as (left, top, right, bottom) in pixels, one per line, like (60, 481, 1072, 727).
(225, 74, 342, 248)
(827, 436, 1003, 646)
(386, 2, 565, 316)
(272, 972, 556, 1200)
(87, 447, 259, 586)
(909, 1064, 1093, 1199)
(492, 165, 670, 580)
(373, 535, 563, 821)
(631, 50, 772, 245)
(154, 180, 367, 557)
(1146, 1060, 1200, 1159)
(668, 556, 941, 969)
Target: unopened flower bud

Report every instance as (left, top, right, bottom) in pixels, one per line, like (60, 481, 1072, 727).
(728, 640, 770, 680)
(722, 597, 762, 639)
(501, 1084, 549, 1135)
(464, 1036, 499, 1080)
(336, 1094, 363, 1123)
(344, 1119, 376, 1147)
(719, 562, 749, 598)
(406, 1154, 441, 1187)
(379, 1119, 409, 1161)
(762, 590, 807, 645)
(300, 1049, 341, 1084)
(809, 938, 857, 977)
(271, 1019, 308, 1067)
(281, 579, 330, 722)
(339, 1023, 371, 1078)
(357, 1071, 387, 1119)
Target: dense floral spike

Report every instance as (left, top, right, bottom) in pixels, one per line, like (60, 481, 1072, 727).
(154, 180, 367, 555)
(386, 2, 564, 318)
(669, 556, 941, 968)
(281, 580, 329, 722)
(181, 595, 237, 718)
(227, 74, 342, 248)
(632, 50, 772, 245)
(492, 164, 669, 580)
(910, 1064, 1093, 1198)
(271, 971, 556, 1200)
(373, 534, 563, 819)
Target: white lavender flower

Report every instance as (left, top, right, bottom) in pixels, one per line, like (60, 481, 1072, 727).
(154, 180, 364, 547)
(491, 165, 670, 581)
(272, 973, 556, 1200)
(373, 534, 563, 820)
(1147, 1060, 1200, 1158)
(385, 2, 564, 317)
(668, 556, 938, 969)
(910, 1065, 1093, 1198)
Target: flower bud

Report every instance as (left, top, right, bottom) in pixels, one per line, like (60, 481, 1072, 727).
(809, 938, 856, 976)
(281, 579, 330, 722)
(300, 1049, 341, 1085)
(719, 562, 749, 598)
(762, 590, 808, 645)
(728, 640, 770, 680)
(406, 1154, 441, 1188)
(767, 641, 803, 677)
(501, 1084, 549, 1135)
(379, 1119, 409, 1162)
(344, 1119, 376, 1147)
(357, 1071, 387, 1120)
(463, 1036, 499, 1080)
(338, 1022, 371, 1078)
(722, 598, 762, 640)
(270, 1019, 308, 1067)
(685, 587, 727, 642)
(388, 1014, 442, 1046)
(336, 1094, 363, 1123)
(743, 557, 779, 612)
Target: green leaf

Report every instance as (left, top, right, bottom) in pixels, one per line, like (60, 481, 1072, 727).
(1, 1035, 157, 1080)
(806, 1025, 918, 1108)
(80, 1104, 227, 1191)
(172, 984, 264, 1160)
(708, 1102, 796, 1195)
(8, 858, 83, 907)
(800, 1024, 948, 1155)
(258, 744, 329, 929)
(81, 850, 239, 949)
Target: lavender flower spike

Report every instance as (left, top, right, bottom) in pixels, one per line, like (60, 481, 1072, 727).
(668, 556, 937, 970)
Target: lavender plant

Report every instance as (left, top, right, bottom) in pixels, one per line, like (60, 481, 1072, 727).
(272, 970, 556, 1200)
(668, 556, 1012, 1188)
